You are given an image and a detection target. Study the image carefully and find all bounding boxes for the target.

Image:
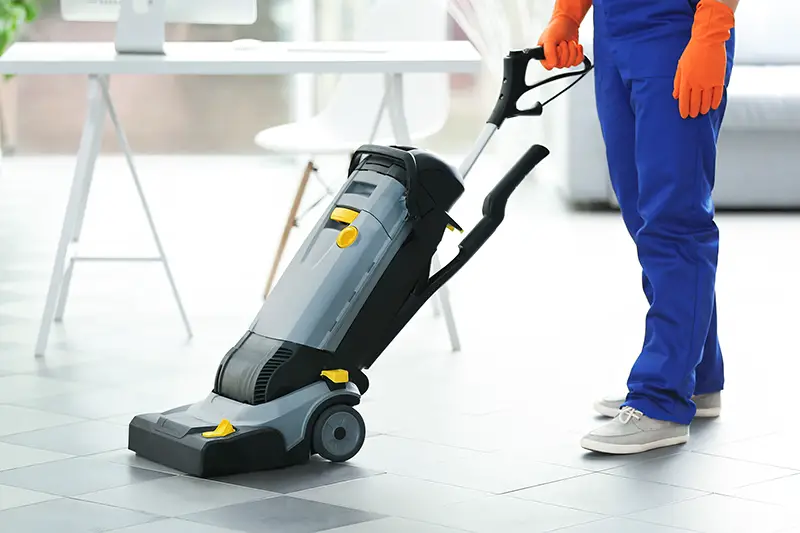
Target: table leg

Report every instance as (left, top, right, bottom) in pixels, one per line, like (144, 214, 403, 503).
(54, 78, 107, 323)
(385, 73, 461, 353)
(98, 76, 193, 339)
(35, 75, 107, 356)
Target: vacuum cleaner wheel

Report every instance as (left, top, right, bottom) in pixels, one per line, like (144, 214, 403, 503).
(312, 404, 366, 463)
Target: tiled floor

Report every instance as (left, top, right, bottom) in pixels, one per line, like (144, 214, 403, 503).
(1, 154, 800, 532)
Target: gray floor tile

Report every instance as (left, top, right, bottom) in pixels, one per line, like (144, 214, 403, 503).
(321, 517, 470, 532)
(78, 475, 277, 517)
(183, 496, 386, 533)
(0, 484, 59, 510)
(382, 413, 515, 453)
(552, 517, 698, 532)
(88, 448, 186, 475)
(0, 442, 73, 471)
(106, 518, 256, 532)
(627, 494, 800, 533)
(0, 404, 85, 436)
(347, 434, 486, 475)
(682, 416, 778, 452)
(0, 456, 172, 496)
(697, 432, 800, 470)
(606, 451, 798, 493)
(291, 473, 488, 522)
(10, 388, 180, 419)
(352, 433, 591, 494)
(100, 412, 142, 426)
(403, 449, 592, 494)
(216, 457, 384, 494)
(0, 497, 159, 533)
(510, 472, 706, 516)
(728, 474, 800, 507)
(405, 494, 602, 533)
(28, 360, 181, 386)
(0, 347, 103, 375)
(0, 374, 86, 402)
(0, 420, 129, 455)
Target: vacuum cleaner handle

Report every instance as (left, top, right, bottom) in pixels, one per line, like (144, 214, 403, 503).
(378, 142, 549, 348)
(458, 144, 550, 253)
(487, 46, 593, 128)
(424, 143, 549, 297)
(459, 47, 592, 178)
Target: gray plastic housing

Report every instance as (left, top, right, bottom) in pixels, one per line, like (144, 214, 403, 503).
(249, 165, 410, 351)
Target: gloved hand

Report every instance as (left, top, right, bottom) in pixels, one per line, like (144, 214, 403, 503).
(537, 0, 592, 70)
(673, 0, 735, 119)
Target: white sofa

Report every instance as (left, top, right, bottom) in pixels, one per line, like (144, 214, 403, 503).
(549, 0, 800, 209)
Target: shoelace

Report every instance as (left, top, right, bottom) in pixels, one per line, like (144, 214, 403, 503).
(618, 406, 644, 424)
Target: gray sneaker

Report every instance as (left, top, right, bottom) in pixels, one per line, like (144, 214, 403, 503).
(593, 391, 721, 419)
(580, 406, 690, 454)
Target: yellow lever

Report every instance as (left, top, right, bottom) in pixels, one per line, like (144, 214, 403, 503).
(321, 369, 349, 383)
(331, 207, 359, 224)
(202, 419, 236, 438)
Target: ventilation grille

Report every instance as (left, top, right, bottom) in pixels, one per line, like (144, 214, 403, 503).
(252, 347, 293, 404)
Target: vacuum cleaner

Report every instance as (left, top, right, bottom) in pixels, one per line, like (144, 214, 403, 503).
(128, 47, 593, 477)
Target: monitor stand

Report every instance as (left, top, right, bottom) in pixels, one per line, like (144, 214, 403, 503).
(115, 0, 167, 55)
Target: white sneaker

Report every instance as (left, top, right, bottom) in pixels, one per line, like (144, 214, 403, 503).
(580, 406, 689, 454)
(593, 391, 721, 418)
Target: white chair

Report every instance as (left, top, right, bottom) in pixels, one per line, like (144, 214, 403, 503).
(256, 0, 451, 297)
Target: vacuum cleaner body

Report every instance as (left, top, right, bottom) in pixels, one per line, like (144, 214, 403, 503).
(129, 147, 467, 477)
(128, 47, 593, 477)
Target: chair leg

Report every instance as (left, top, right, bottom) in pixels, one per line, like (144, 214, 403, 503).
(263, 160, 314, 299)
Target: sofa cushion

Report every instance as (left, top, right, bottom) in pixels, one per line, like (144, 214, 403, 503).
(723, 65, 800, 131)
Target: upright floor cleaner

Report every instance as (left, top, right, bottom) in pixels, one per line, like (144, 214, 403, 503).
(128, 47, 592, 477)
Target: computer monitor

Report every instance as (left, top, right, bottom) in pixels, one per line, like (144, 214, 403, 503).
(61, 0, 258, 54)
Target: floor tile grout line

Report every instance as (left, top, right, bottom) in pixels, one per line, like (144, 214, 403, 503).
(499, 471, 598, 496)
(691, 449, 800, 473)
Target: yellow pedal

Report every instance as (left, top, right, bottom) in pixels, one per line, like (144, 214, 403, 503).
(321, 369, 349, 384)
(202, 419, 236, 438)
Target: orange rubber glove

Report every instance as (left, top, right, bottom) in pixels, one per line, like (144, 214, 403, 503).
(537, 0, 592, 70)
(673, 0, 735, 119)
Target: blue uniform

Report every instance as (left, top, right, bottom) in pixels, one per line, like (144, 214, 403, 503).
(592, 0, 735, 425)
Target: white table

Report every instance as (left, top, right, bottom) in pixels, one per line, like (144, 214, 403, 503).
(0, 40, 481, 356)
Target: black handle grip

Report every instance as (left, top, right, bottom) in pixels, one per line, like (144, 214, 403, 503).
(459, 144, 550, 253)
(487, 47, 593, 127)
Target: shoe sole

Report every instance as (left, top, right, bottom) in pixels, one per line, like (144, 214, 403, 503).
(580, 434, 689, 455)
(593, 402, 721, 419)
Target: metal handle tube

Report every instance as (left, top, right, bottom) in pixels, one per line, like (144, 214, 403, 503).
(457, 123, 498, 179)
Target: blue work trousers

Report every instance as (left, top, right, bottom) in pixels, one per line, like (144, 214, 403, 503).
(592, 0, 735, 424)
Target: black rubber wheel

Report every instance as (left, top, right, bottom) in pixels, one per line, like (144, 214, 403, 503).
(312, 404, 366, 463)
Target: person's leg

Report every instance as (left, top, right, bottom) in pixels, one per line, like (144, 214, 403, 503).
(691, 33, 733, 398)
(588, 11, 658, 421)
(594, 85, 730, 420)
(581, 72, 723, 453)
(619, 71, 725, 426)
